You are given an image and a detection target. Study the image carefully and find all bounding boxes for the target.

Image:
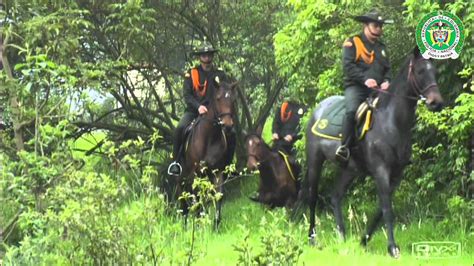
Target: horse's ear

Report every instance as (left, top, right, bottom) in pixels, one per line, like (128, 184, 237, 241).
(230, 81, 238, 89)
(413, 46, 422, 58)
(255, 124, 263, 136)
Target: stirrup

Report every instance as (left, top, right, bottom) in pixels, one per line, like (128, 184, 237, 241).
(335, 145, 350, 162)
(167, 161, 182, 176)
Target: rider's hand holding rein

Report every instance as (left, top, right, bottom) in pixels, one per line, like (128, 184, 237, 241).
(198, 105, 208, 114)
(365, 78, 378, 89)
(284, 135, 293, 142)
(380, 81, 390, 90)
(272, 133, 279, 140)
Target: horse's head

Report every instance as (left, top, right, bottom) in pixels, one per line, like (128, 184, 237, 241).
(245, 126, 264, 171)
(212, 80, 237, 131)
(409, 47, 444, 111)
(245, 134, 263, 171)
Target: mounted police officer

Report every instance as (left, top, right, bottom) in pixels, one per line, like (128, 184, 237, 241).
(335, 9, 393, 163)
(168, 42, 229, 176)
(249, 100, 304, 202)
(272, 100, 304, 156)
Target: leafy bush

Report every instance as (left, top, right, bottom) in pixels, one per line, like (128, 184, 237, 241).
(234, 209, 303, 265)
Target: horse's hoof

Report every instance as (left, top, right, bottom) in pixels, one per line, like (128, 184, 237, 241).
(248, 196, 259, 202)
(388, 244, 400, 259)
(360, 234, 370, 247)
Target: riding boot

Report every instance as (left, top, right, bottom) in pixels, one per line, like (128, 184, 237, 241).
(336, 112, 356, 163)
(168, 129, 184, 176)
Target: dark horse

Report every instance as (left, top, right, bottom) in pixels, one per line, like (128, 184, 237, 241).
(176, 80, 237, 228)
(245, 127, 299, 208)
(304, 47, 443, 258)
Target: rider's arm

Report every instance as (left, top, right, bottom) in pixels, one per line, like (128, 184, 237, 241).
(183, 73, 201, 111)
(290, 106, 303, 141)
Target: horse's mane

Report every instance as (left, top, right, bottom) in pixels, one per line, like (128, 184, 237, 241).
(377, 53, 414, 107)
(245, 133, 273, 153)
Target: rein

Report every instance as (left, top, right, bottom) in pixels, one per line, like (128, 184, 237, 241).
(371, 58, 437, 102)
(247, 152, 269, 165)
(245, 134, 271, 164)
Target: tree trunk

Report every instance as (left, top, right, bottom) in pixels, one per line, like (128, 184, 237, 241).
(1, 1, 24, 151)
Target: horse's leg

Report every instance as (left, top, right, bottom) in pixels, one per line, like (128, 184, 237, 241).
(214, 171, 224, 230)
(307, 154, 324, 246)
(331, 169, 357, 241)
(362, 174, 403, 246)
(373, 167, 400, 258)
(176, 175, 190, 227)
(360, 208, 383, 246)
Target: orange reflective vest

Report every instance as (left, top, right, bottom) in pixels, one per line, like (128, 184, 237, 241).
(353, 36, 374, 64)
(280, 102, 292, 122)
(191, 68, 207, 97)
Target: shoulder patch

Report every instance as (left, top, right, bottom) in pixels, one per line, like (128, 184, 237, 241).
(343, 39, 353, 47)
(184, 72, 191, 78)
(298, 108, 304, 115)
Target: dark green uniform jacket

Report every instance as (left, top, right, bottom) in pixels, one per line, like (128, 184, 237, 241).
(272, 102, 304, 142)
(183, 65, 228, 113)
(342, 33, 391, 88)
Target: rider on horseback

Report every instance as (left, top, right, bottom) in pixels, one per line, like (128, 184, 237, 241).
(272, 100, 305, 156)
(168, 42, 230, 176)
(335, 9, 393, 163)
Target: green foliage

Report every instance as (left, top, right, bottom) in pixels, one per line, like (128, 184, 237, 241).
(234, 209, 303, 265)
(1, 1, 473, 264)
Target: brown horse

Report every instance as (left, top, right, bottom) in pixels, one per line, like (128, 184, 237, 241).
(245, 127, 299, 208)
(176, 80, 237, 228)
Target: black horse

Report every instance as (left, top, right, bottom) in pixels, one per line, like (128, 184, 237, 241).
(303, 47, 443, 258)
(245, 127, 299, 208)
(176, 80, 237, 228)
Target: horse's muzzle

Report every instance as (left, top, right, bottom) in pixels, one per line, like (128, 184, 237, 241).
(247, 158, 259, 171)
(427, 101, 444, 112)
(425, 91, 444, 112)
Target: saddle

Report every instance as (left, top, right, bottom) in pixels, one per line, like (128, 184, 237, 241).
(311, 96, 379, 140)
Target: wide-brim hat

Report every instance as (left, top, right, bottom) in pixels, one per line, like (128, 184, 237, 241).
(191, 43, 219, 56)
(354, 10, 394, 24)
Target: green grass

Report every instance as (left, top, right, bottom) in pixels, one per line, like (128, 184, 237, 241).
(192, 198, 472, 265)
(49, 130, 474, 264)
(150, 177, 473, 265)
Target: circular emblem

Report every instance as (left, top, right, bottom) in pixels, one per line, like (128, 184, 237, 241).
(318, 119, 328, 129)
(298, 108, 304, 115)
(416, 11, 464, 59)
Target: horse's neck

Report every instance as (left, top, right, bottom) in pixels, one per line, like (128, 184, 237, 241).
(258, 144, 280, 184)
(195, 110, 220, 143)
(377, 70, 418, 136)
(259, 159, 278, 186)
(259, 142, 273, 163)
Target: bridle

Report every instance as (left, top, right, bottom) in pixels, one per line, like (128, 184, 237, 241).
(372, 58, 438, 101)
(407, 58, 438, 97)
(211, 85, 234, 127)
(245, 135, 268, 164)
